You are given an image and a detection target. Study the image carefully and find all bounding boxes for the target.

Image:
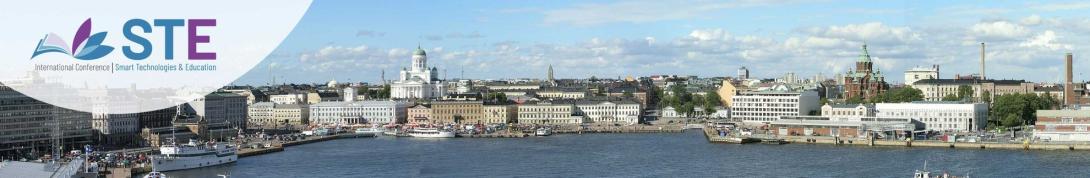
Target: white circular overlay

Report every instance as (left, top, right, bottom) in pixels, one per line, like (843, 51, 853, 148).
(0, 1, 312, 114)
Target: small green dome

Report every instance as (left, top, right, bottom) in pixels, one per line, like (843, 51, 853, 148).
(413, 46, 426, 56)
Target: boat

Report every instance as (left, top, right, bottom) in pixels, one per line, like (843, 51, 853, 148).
(535, 127, 553, 136)
(408, 128, 456, 138)
(144, 171, 168, 178)
(353, 128, 382, 137)
(914, 161, 966, 178)
(150, 139, 238, 172)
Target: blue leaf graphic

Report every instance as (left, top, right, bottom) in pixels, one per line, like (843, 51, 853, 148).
(74, 32, 113, 60)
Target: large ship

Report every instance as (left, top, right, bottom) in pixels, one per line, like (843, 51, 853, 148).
(150, 139, 238, 172)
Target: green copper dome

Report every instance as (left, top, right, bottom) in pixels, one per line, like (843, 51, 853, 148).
(413, 46, 426, 56)
(857, 44, 872, 63)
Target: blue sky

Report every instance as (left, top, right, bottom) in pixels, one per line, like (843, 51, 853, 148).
(233, 0, 1090, 85)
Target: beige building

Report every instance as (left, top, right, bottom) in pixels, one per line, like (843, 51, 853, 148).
(248, 102, 308, 127)
(431, 100, 483, 124)
(717, 79, 737, 107)
(407, 104, 433, 124)
(517, 101, 581, 124)
(820, 103, 875, 118)
(481, 104, 517, 124)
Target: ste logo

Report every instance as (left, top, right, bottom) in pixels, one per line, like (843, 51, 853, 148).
(30, 18, 217, 61)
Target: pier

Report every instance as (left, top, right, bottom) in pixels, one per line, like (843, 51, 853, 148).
(703, 127, 1090, 150)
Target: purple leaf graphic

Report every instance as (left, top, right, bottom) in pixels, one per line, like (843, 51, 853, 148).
(71, 18, 92, 55)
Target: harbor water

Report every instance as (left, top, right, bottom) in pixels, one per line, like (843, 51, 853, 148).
(156, 130, 1090, 177)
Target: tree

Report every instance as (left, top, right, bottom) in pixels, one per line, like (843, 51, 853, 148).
(981, 91, 992, 103)
(378, 85, 391, 99)
(957, 85, 974, 101)
(623, 90, 634, 98)
(942, 94, 960, 101)
(990, 93, 1059, 129)
(679, 103, 695, 117)
(704, 91, 723, 107)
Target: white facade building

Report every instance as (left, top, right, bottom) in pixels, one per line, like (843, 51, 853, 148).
(390, 47, 447, 99)
(875, 102, 988, 132)
(730, 90, 820, 123)
(574, 100, 641, 125)
(904, 65, 939, 87)
(270, 93, 307, 105)
(309, 101, 409, 125)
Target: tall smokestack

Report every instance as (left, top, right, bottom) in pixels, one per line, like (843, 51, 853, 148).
(980, 43, 986, 80)
(1066, 53, 1075, 106)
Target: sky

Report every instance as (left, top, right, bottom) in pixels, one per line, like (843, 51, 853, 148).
(232, 0, 1090, 86)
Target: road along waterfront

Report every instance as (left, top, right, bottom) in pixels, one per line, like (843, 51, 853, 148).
(147, 130, 1090, 177)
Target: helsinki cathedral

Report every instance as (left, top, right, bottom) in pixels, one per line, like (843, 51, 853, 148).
(390, 46, 446, 99)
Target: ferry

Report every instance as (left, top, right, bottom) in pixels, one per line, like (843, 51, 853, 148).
(150, 139, 238, 172)
(535, 127, 553, 136)
(408, 128, 456, 138)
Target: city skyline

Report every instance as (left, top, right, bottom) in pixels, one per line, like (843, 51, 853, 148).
(235, 0, 1090, 85)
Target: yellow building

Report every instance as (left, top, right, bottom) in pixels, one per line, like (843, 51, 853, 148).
(431, 100, 483, 124)
(717, 79, 737, 107)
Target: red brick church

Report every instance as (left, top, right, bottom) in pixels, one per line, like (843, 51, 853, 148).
(842, 44, 888, 100)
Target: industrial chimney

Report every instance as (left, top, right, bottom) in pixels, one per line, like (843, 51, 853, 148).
(980, 43, 986, 80)
(1066, 53, 1075, 106)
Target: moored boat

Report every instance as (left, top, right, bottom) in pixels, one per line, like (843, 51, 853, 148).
(408, 128, 456, 138)
(535, 127, 553, 136)
(150, 139, 238, 172)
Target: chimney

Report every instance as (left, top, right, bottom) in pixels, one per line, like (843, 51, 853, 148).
(980, 43, 986, 80)
(1066, 53, 1075, 106)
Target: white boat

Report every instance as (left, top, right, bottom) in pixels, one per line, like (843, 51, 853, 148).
(535, 127, 553, 136)
(408, 128, 456, 138)
(150, 139, 238, 172)
(353, 128, 382, 137)
(144, 171, 168, 178)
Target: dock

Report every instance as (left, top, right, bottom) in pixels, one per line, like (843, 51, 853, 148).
(703, 127, 1090, 151)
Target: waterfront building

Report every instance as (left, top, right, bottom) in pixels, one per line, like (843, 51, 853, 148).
(875, 102, 988, 132)
(1034, 109, 1090, 141)
(248, 102, 308, 127)
(730, 88, 820, 123)
(770, 115, 921, 138)
(820, 103, 875, 118)
(187, 92, 249, 130)
(574, 99, 641, 125)
(717, 80, 738, 107)
(309, 101, 409, 125)
(82, 88, 141, 147)
(138, 106, 178, 131)
(407, 104, 433, 124)
(482, 104, 517, 124)
(431, 100, 483, 124)
(517, 101, 582, 124)
(0, 85, 93, 157)
(390, 46, 447, 99)
(841, 44, 889, 101)
(911, 79, 1034, 101)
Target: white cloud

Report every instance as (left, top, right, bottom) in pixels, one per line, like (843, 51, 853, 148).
(1020, 30, 1072, 50)
(1020, 15, 1043, 26)
(542, 0, 805, 26)
(970, 21, 1029, 40)
(1029, 2, 1090, 11)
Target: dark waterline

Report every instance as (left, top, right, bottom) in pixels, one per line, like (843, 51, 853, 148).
(156, 130, 1090, 178)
